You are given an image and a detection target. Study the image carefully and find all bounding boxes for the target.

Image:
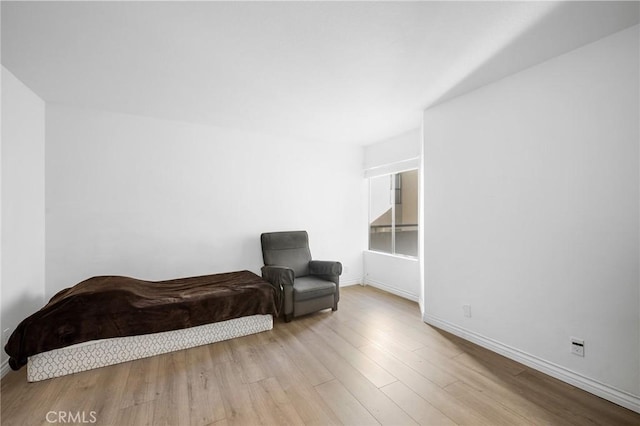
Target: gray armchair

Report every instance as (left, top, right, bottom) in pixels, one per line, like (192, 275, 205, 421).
(260, 231, 342, 322)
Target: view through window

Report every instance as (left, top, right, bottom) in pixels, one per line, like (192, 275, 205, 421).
(368, 169, 418, 257)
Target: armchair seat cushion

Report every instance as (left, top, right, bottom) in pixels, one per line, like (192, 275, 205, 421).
(293, 277, 336, 302)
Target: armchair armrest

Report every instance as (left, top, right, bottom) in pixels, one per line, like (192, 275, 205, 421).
(261, 265, 295, 289)
(261, 265, 294, 317)
(309, 260, 342, 310)
(309, 260, 342, 277)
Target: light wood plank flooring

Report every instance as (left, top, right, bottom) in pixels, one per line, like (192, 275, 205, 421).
(2, 285, 639, 425)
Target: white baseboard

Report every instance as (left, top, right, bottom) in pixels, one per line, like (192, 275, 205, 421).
(423, 313, 640, 414)
(1, 359, 10, 379)
(340, 278, 362, 287)
(364, 278, 419, 302)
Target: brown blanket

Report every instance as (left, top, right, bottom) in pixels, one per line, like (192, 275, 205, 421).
(5, 270, 279, 370)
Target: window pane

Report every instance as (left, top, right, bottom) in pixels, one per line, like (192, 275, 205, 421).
(394, 170, 418, 257)
(369, 174, 392, 253)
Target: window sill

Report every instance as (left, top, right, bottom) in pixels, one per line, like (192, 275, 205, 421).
(364, 250, 419, 261)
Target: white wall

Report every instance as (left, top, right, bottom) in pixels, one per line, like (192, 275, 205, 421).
(364, 251, 420, 301)
(364, 128, 421, 171)
(423, 25, 639, 409)
(364, 128, 422, 300)
(45, 104, 365, 298)
(1, 66, 46, 371)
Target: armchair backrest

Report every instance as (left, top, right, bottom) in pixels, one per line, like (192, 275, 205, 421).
(261, 231, 312, 277)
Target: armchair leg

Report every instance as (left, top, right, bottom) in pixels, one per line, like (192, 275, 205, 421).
(284, 314, 292, 323)
(332, 304, 338, 312)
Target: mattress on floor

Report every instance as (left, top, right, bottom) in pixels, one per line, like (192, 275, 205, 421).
(27, 313, 273, 382)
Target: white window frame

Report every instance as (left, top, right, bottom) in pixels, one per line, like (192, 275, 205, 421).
(367, 161, 419, 259)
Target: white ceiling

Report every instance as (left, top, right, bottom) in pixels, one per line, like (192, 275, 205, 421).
(2, 1, 638, 145)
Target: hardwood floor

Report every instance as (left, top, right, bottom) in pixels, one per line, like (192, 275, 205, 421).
(2, 285, 639, 425)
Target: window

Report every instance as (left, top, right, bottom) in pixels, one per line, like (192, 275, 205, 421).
(369, 169, 418, 257)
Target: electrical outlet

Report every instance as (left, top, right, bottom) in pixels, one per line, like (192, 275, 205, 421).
(571, 337, 584, 357)
(463, 304, 471, 318)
